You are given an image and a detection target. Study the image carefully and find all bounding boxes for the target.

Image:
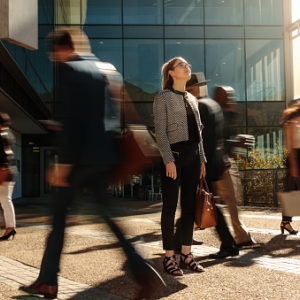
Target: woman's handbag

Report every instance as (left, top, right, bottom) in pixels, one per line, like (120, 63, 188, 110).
(195, 178, 217, 229)
(0, 167, 9, 185)
(277, 190, 300, 217)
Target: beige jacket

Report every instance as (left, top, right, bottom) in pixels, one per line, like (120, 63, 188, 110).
(153, 89, 207, 165)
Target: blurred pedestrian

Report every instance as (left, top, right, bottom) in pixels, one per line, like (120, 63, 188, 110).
(0, 112, 17, 241)
(213, 86, 257, 248)
(280, 101, 300, 234)
(153, 57, 206, 275)
(186, 74, 239, 259)
(20, 27, 165, 300)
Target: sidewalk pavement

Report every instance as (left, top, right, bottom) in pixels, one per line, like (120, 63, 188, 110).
(0, 196, 299, 299)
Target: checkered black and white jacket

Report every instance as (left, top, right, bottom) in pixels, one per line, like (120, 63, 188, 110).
(153, 89, 207, 165)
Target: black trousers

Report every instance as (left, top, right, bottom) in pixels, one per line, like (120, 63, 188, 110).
(37, 165, 147, 285)
(161, 149, 200, 250)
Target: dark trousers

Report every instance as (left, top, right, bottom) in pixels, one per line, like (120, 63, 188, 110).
(38, 165, 145, 285)
(207, 180, 238, 252)
(161, 150, 200, 250)
(282, 174, 300, 222)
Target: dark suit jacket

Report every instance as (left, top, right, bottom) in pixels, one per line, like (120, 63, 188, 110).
(58, 54, 119, 166)
(198, 98, 227, 181)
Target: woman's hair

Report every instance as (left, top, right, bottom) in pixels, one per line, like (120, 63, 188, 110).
(161, 57, 186, 90)
(47, 27, 91, 53)
(283, 99, 300, 122)
(0, 112, 11, 127)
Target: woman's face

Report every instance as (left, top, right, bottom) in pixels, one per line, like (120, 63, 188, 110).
(169, 59, 191, 83)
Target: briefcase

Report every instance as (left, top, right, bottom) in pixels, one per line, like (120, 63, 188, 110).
(277, 191, 300, 217)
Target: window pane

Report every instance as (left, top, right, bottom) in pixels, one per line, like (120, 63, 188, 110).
(124, 40, 163, 97)
(90, 39, 123, 73)
(24, 39, 53, 99)
(55, 0, 86, 25)
(83, 26, 122, 38)
(85, 0, 121, 24)
(245, 0, 283, 25)
(292, 0, 300, 22)
(293, 36, 300, 98)
(246, 40, 285, 101)
(245, 27, 283, 39)
(124, 26, 163, 38)
(164, 0, 203, 25)
(247, 127, 284, 168)
(39, 0, 53, 24)
(204, 0, 243, 25)
(165, 40, 204, 74)
(165, 26, 204, 38)
(205, 40, 245, 100)
(123, 0, 162, 24)
(247, 102, 285, 127)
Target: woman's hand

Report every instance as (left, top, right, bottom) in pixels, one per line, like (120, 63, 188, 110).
(166, 161, 177, 180)
(200, 162, 206, 179)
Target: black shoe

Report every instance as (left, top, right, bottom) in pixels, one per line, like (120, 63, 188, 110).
(209, 249, 239, 259)
(20, 279, 58, 299)
(280, 221, 298, 235)
(0, 229, 16, 241)
(192, 239, 203, 245)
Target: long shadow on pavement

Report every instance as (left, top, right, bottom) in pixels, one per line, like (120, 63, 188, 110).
(206, 234, 300, 269)
(66, 255, 187, 300)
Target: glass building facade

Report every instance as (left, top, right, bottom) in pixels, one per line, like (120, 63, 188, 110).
(46, 0, 287, 169)
(1, 0, 299, 198)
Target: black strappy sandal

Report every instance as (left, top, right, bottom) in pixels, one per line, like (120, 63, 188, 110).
(180, 253, 205, 272)
(163, 255, 183, 276)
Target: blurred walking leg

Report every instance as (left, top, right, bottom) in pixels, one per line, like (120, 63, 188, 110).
(214, 170, 251, 244)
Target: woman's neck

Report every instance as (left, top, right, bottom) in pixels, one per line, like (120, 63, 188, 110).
(172, 81, 186, 92)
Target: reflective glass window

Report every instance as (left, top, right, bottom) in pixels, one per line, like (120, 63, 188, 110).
(165, 26, 204, 38)
(245, 27, 283, 39)
(204, 0, 243, 25)
(56, 0, 85, 25)
(292, 0, 300, 22)
(84, 26, 122, 38)
(165, 40, 204, 74)
(245, 0, 283, 25)
(247, 102, 285, 127)
(247, 127, 284, 166)
(205, 40, 245, 100)
(90, 39, 123, 73)
(24, 39, 54, 97)
(124, 39, 163, 99)
(39, 0, 54, 24)
(205, 26, 244, 39)
(124, 26, 163, 38)
(293, 36, 300, 98)
(123, 0, 163, 24)
(164, 0, 203, 25)
(85, 0, 122, 24)
(246, 40, 284, 101)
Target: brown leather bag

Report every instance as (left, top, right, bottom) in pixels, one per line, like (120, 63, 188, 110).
(195, 179, 217, 229)
(0, 167, 9, 185)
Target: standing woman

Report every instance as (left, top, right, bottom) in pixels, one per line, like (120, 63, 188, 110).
(280, 102, 300, 234)
(153, 57, 206, 276)
(0, 112, 17, 240)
